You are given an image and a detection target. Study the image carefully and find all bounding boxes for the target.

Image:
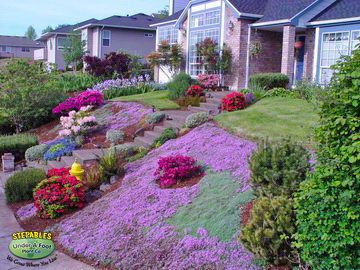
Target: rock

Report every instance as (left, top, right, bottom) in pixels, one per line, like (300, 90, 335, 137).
(110, 176, 118, 185)
(84, 189, 102, 203)
(17, 203, 37, 221)
(134, 128, 145, 138)
(100, 183, 112, 192)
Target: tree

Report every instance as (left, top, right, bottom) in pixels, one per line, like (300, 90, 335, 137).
(62, 33, 86, 71)
(25, 26, 37, 40)
(42, 26, 54, 34)
(152, 5, 169, 19)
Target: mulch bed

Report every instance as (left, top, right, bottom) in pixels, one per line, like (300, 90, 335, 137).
(158, 175, 204, 189)
(240, 200, 254, 226)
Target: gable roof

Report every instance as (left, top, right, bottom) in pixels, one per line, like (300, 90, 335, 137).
(76, 13, 162, 31)
(310, 0, 360, 22)
(227, 0, 268, 15)
(0, 35, 44, 48)
(150, 10, 184, 27)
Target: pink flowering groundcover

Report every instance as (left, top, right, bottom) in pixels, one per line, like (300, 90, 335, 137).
(54, 123, 258, 269)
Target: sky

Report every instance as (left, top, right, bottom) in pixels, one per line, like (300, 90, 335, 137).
(0, 0, 168, 37)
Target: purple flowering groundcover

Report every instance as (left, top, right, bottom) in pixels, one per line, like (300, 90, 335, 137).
(55, 123, 258, 269)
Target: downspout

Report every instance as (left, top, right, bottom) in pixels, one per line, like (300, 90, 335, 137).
(245, 24, 251, 89)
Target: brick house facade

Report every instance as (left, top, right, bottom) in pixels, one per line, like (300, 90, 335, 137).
(152, 0, 360, 89)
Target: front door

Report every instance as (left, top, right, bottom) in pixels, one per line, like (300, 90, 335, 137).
(294, 36, 306, 82)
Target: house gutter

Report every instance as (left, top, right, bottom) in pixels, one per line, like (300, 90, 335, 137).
(245, 24, 251, 89)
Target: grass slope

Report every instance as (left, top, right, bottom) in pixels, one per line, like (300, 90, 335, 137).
(167, 172, 253, 242)
(113, 91, 180, 110)
(215, 97, 318, 145)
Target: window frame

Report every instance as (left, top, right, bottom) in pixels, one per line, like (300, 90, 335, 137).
(319, 29, 360, 84)
(57, 36, 67, 50)
(21, 47, 30, 52)
(102, 30, 111, 47)
(157, 25, 178, 45)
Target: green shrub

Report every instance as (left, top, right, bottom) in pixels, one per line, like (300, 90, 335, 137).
(106, 130, 125, 145)
(0, 134, 38, 161)
(152, 128, 177, 147)
(25, 144, 48, 162)
(245, 82, 267, 101)
(185, 112, 208, 128)
(293, 80, 326, 106)
(5, 168, 46, 203)
(125, 147, 149, 163)
(295, 47, 360, 270)
(249, 140, 310, 198)
(52, 73, 100, 93)
(249, 73, 289, 90)
(0, 59, 67, 132)
(98, 151, 119, 183)
(145, 112, 166, 124)
(240, 196, 296, 267)
(167, 72, 193, 100)
(102, 84, 154, 100)
(148, 82, 167, 91)
(264, 88, 297, 98)
(110, 143, 137, 158)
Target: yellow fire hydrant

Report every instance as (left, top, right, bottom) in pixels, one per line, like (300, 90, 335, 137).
(69, 159, 84, 181)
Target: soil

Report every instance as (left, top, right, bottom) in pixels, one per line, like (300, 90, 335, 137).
(240, 200, 254, 226)
(158, 174, 205, 189)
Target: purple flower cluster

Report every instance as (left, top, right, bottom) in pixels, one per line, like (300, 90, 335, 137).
(91, 75, 151, 93)
(101, 102, 153, 130)
(55, 123, 257, 268)
(52, 90, 103, 116)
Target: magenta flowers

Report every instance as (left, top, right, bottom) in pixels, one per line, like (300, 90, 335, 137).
(155, 155, 204, 188)
(52, 90, 103, 116)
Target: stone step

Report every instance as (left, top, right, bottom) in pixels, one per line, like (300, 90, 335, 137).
(165, 112, 190, 122)
(189, 106, 212, 114)
(72, 149, 103, 163)
(206, 98, 223, 105)
(134, 136, 154, 148)
(163, 119, 184, 129)
(48, 160, 66, 169)
(200, 102, 220, 110)
(61, 156, 76, 167)
(144, 130, 161, 140)
(27, 161, 51, 172)
(153, 125, 168, 133)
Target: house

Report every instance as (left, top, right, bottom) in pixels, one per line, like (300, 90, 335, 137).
(34, 19, 97, 70)
(0, 35, 43, 59)
(75, 13, 162, 60)
(151, 0, 360, 88)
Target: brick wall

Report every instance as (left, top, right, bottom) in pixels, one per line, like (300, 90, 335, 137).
(281, 25, 296, 85)
(303, 29, 315, 81)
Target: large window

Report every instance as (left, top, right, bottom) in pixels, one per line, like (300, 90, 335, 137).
(1, 46, 11, 53)
(188, 6, 221, 76)
(57, 37, 67, 50)
(320, 30, 360, 84)
(102, 30, 111, 47)
(158, 25, 178, 45)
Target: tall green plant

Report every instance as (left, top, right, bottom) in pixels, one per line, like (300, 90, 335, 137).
(295, 47, 360, 269)
(63, 33, 86, 71)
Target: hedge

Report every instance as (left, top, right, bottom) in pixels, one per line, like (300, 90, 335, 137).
(249, 73, 289, 90)
(0, 134, 38, 161)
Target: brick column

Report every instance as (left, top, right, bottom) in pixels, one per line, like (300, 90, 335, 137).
(281, 25, 296, 85)
(303, 29, 315, 81)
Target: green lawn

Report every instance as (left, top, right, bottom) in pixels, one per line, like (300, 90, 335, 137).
(112, 91, 180, 110)
(215, 97, 319, 146)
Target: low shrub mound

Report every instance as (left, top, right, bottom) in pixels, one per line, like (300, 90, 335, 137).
(33, 168, 85, 219)
(25, 144, 48, 162)
(154, 155, 204, 188)
(185, 85, 204, 97)
(152, 128, 177, 147)
(249, 73, 289, 90)
(249, 140, 310, 197)
(0, 134, 38, 161)
(52, 90, 103, 116)
(241, 196, 296, 267)
(145, 112, 166, 125)
(167, 73, 193, 100)
(185, 112, 208, 128)
(264, 88, 296, 98)
(5, 168, 46, 203)
(106, 130, 125, 145)
(221, 92, 246, 112)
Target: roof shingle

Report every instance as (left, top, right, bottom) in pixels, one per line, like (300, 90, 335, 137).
(311, 0, 360, 22)
(0, 35, 44, 48)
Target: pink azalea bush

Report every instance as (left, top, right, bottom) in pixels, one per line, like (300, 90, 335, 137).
(52, 90, 103, 116)
(59, 106, 97, 137)
(154, 155, 204, 188)
(197, 74, 220, 89)
(55, 123, 257, 269)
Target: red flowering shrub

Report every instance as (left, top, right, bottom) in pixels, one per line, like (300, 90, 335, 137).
(154, 155, 204, 188)
(221, 92, 246, 112)
(47, 167, 70, 177)
(33, 169, 85, 219)
(186, 85, 205, 97)
(52, 90, 103, 116)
